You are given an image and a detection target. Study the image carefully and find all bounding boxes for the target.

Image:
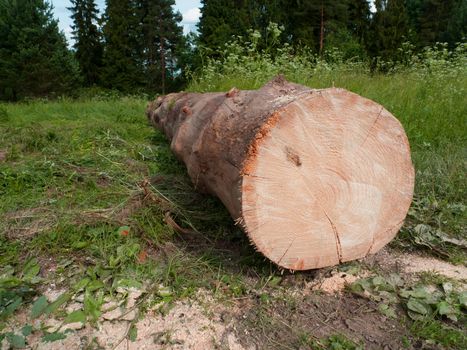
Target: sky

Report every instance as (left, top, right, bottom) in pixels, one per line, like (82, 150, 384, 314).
(50, 0, 202, 43)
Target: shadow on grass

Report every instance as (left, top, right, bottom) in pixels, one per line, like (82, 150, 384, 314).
(146, 131, 315, 281)
(149, 172, 277, 275)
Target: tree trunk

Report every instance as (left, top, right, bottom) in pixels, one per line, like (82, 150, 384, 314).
(159, 16, 166, 94)
(160, 38, 165, 94)
(146, 77, 414, 270)
(319, 3, 324, 55)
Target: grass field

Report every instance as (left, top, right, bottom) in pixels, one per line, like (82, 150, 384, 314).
(0, 58, 466, 348)
(189, 44, 467, 264)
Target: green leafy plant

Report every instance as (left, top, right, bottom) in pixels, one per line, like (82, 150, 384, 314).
(0, 106, 9, 122)
(0, 260, 41, 321)
(299, 333, 364, 350)
(350, 275, 466, 322)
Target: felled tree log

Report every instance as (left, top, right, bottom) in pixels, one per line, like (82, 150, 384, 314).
(146, 76, 414, 270)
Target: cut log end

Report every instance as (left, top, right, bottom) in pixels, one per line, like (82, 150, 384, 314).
(241, 89, 414, 270)
(147, 79, 415, 271)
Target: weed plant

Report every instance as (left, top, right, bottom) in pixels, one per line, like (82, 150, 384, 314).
(189, 31, 467, 263)
(0, 28, 465, 348)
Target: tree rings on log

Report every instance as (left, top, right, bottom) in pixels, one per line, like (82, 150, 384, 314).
(147, 77, 415, 270)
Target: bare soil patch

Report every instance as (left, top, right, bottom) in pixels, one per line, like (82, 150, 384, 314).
(236, 291, 408, 349)
(2, 237, 465, 350)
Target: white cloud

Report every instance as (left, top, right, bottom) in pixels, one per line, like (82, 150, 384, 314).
(182, 7, 200, 24)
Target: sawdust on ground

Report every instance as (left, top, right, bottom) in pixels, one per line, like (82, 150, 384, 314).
(311, 248, 466, 294)
(310, 271, 362, 294)
(2, 292, 248, 350)
(2, 249, 465, 349)
(396, 253, 467, 280)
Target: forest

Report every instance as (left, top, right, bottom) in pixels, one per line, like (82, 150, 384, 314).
(0, 0, 465, 99)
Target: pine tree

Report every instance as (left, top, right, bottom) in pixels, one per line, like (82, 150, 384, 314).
(369, 0, 409, 60)
(138, 0, 184, 93)
(246, 0, 288, 44)
(347, 0, 371, 44)
(197, 0, 251, 51)
(0, 0, 80, 101)
(101, 0, 141, 91)
(418, 0, 466, 48)
(68, 0, 103, 85)
(286, 1, 349, 53)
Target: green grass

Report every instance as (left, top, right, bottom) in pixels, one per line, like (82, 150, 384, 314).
(299, 334, 364, 350)
(0, 50, 465, 347)
(189, 48, 467, 263)
(410, 319, 467, 349)
(0, 96, 269, 329)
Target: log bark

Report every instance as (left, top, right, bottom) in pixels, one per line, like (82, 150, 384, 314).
(146, 76, 414, 270)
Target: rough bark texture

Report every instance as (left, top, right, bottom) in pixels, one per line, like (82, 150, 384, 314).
(146, 77, 415, 270)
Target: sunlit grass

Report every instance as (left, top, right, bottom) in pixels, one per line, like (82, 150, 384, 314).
(0, 55, 465, 348)
(188, 48, 467, 263)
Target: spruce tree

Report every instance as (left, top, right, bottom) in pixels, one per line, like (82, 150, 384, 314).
(0, 0, 80, 100)
(347, 0, 371, 44)
(138, 0, 183, 93)
(405, 0, 424, 39)
(247, 0, 286, 34)
(369, 0, 409, 61)
(197, 0, 251, 51)
(68, 0, 103, 85)
(286, 1, 349, 53)
(101, 0, 184, 93)
(418, 0, 466, 48)
(445, 0, 467, 48)
(101, 0, 141, 91)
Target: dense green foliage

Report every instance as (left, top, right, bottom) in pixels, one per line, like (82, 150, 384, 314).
(198, 0, 252, 51)
(68, 0, 103, 86)
(101, 0, 142, 91)
(0, 0, 80, 100)
(101, 0, 185, 93)
(0, 0, 465, 99)
(408, 0, 466, 49)
(369, 0, 409, 62)
(197, 0, 465, 60)
(0, 1, 465, 348)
